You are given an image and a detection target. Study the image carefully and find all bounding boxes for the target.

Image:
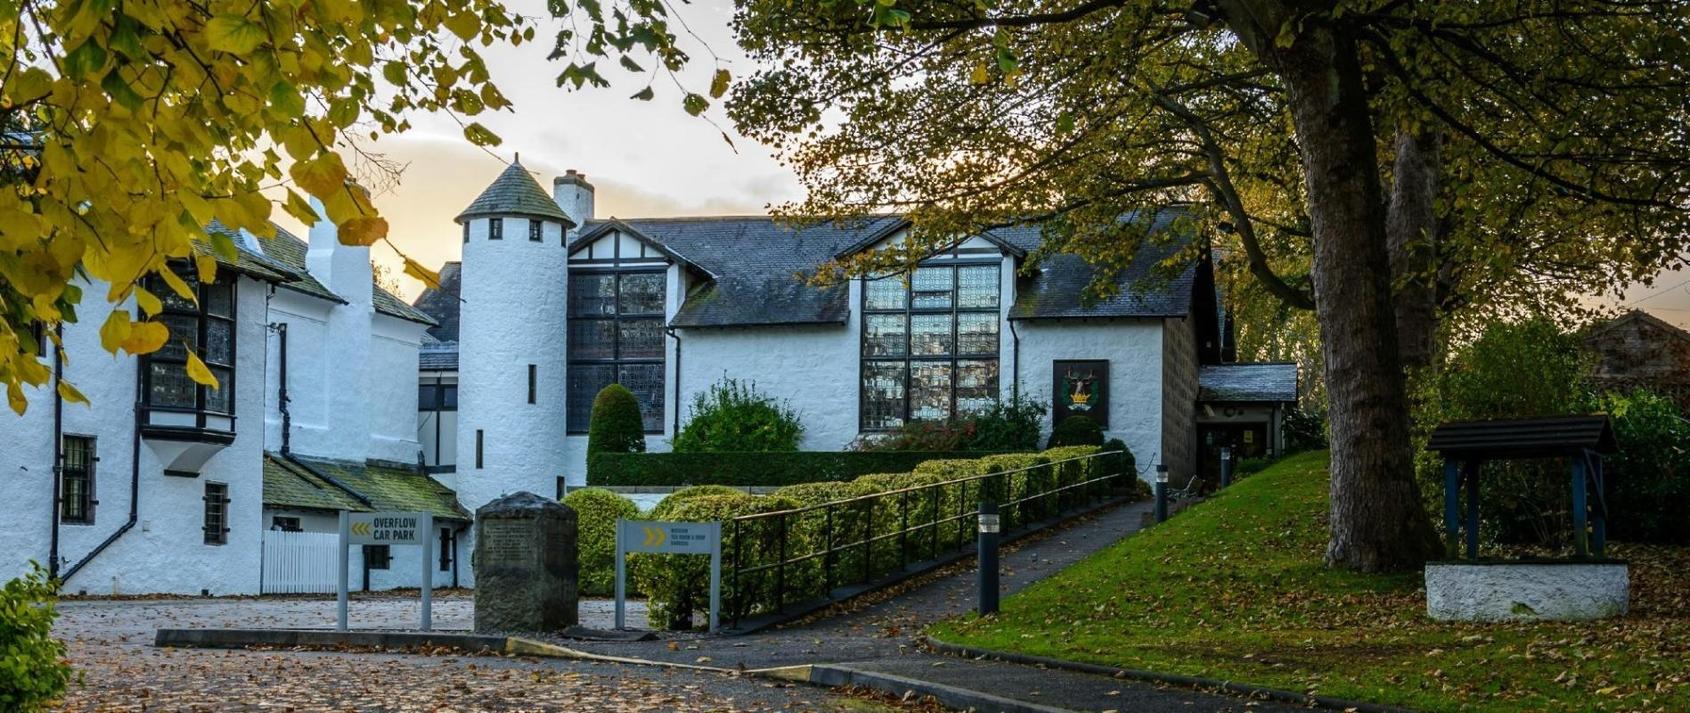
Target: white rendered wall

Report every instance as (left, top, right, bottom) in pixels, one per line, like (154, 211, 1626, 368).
(368, 315, 428, 464)
(455, 216, 571, 514)
(0, 277, 270, 594)
(1013, 318, 1164, 480)
(264, 289, 333, 454)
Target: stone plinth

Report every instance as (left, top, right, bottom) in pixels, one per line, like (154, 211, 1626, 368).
(473, 492, 578, 633)
(1425, 561, 1628, 622)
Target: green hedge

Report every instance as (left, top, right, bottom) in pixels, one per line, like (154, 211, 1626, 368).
(588, 450, 1006, 487)
(632, 493, 809, 629)
(559, 488, 640, 597)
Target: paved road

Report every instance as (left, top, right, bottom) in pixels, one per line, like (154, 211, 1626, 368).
(565, 500, 1307, 712)
(53, 596, 890, 712)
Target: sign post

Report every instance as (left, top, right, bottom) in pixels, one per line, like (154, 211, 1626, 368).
(614, 519, 722, 632)
(338, 510, 435, 631)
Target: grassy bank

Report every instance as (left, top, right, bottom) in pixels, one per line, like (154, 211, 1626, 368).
(929, 451, 1690, 712)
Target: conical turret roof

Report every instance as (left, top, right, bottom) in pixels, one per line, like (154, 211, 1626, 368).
(455, 160, 574, 226)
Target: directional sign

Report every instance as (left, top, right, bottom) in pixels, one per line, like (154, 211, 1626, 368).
(347, 511, 427, 545)
(618, 520, 719, 554)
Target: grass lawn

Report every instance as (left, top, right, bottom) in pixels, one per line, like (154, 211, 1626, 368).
(929, 451, 1690, 712)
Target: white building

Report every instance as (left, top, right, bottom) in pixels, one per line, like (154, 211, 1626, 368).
(412, 163, 1298, 518)
(0, 214, 467, 595)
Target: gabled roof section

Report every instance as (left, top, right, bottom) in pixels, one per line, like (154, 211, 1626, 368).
(829, 218, 1028, 261)
(455, 161, 574, 226)
(568, 218, 718, 278)
(412, 261, 461, 343)
(1007, 211, 1198, 320)
(264, 453, 469, 521)
(198, 221, 305, 285)
(1586, 309, 1690, 346)
(1198, 362, 1298, 403)
(244, 222, 437, 326)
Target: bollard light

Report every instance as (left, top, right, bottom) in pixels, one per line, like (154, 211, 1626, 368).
(977, 502, 1001, 615)
(1219, 446, 1234, 489)
(1153, 465, 1169, 524)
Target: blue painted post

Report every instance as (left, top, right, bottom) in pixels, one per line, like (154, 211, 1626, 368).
(1442, 459, 1461, 560)
(1592, 454, 1607, 558)
(1464, 460, 1480, 560)
(1571, 453, 1589, 557)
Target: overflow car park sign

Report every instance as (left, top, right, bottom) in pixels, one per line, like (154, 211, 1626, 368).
(337, 511, 434, 632)
(348, 512, 424, 544)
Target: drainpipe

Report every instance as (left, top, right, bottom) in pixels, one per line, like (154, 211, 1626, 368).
(665, 326, 682, 435)
(270, 322, 291, 455)
(48, 326, 63, 580)
(1008, 319, 1022, 402)
(60, 344, 144, 585)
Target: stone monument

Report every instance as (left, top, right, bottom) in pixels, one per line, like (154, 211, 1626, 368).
(473, 492, 579, 633)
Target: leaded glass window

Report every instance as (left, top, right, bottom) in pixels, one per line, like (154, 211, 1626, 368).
(142, 268, 236, 427)
(567, 270, 666, 433)
(860, 262, 1001, 430)
(61, 435, 94, 525)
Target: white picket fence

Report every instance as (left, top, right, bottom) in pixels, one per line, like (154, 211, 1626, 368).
(261, 530, 340, 594)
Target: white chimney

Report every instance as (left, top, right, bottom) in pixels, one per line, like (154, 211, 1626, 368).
(553, 170, 595, 232)
(305, 197, 374, 308)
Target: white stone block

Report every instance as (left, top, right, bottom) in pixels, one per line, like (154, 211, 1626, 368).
(1425, 562, 1628, 621)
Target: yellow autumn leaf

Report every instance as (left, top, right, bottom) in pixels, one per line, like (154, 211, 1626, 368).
(195, 253, 218, 283)
(338, 216, 389, 246)
(290, 153, 349, 197)
(402, 256, 443, 290)
(121, 321, 170, 354)
(184, 347, 219, 388)
(134, 287, 163, 317)
(99, 310, 132, 352)
(56, 380, 89, 405)
(6, 382, 24, 415)
(159, 268, 197, 304)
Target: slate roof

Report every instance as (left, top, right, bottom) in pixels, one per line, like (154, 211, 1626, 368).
(235, 221, 437, 326)
(264, 453, 469, 521)
(456, 162, 574, 225)
(412, 262, 461, 343)
(420, 338, 459, 371)
(1197, 362, 1298, 403)
(196, 222, 303, 284)
(570, 210, 1198, 327)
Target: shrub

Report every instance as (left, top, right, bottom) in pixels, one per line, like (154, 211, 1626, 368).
(0, 564, 71, 712)
(587, 451, 1003, 487)
(588, 384, 647, 455)
(657, 484, 745, 509)
(1282, 406, 1328, 453)
(1046, 414, 1104, 449)
(632, 493, 809, 629)
(773, 481, 885, 590)
(560, 488, 640, 596)
(963, 398, 1047, 451)
(1601, 388, 1690, 544)
(853, 471, 968, 561)
(1100, 438, 1139, 499)
(977, 453, 1054, 525)
(855, 419, 976, 452)
(673, 377, 804, 453)
(1044, 445, 1104, 509)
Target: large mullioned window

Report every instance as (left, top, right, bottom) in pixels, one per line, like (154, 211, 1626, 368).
(861, 263, 1001, 430)
(566, 270, 665, 433)
(142, 268, 236, 429)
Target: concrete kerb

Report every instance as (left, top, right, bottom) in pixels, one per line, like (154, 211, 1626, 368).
(807, 663, 1074, 713)
(923, 636, 1416, 713)
(153, 628, 734, 674)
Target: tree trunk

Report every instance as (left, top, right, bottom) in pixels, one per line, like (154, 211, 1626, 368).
(1253, 21, 1441, 571)
(1386, 131, 1442, 370)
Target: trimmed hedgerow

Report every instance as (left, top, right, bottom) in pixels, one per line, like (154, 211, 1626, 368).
(587, 450, 1004, 487)
(560, 488, 640, 596)
(977, 452, 1055, 527)
(1100, 438, 1148, 501)
(772, 481, 885, 594)
(1043, 445, 1104, 510)
(631, 493, 809, 629)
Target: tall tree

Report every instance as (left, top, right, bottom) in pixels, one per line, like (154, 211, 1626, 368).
(726, 0, 1690, 570)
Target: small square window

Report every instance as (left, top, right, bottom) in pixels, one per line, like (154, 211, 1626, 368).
(462, 222, 469, 243)
(271, 516, 302, 532)
(489, 218, 503, 240)
(203, 482, 229, 545)
(529, 220, 543, 242)
(364, 544, 391, 570)
(475, 429, 484, 469)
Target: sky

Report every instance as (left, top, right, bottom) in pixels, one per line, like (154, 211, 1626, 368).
(269, 0, 1690, 329)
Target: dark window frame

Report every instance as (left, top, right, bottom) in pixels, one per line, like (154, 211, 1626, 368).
(202, 482, 229, 545)
(439, 528, 453, 572)
(271, 516, 302, 532)
(140, 267, 238, 431)
(859, 260, 1002, 431)
(527, 364, 537, 404)
(60, 434, 95, 525)
(418, 383, 458, 412)
(528, 219, 543, 242)
(489, 217, 503, 240)
(475, 429, 484, 469)
(462, 222, 469, 243)
(566, 267, 667, 434)
(363, 544, 391, 570)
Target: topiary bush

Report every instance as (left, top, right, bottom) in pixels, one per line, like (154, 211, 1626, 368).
(588, 450, 1003, 487)
(656, 484, 745, 510)
(631, 493, 810, 629)
(1099, 438, 1136, 498)
(587, 384, 647, 455)
(1043, 445, 1104, 509)
(1046, 414, 1104, 449)
(673, 377, 804, 453)
(0, 563, 71, 712)
(977, 453, 1053, 526)
(773, 481, 885, 591)
(560, 488, 640, 596)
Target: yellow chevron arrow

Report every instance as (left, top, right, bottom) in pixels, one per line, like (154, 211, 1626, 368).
(642, 526, 666, 548)
(351, 522, 371, 537)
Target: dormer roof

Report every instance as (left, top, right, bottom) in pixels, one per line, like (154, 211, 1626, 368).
(455, 161, 575, 227)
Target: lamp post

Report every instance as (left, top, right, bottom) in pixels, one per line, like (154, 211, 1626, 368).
(977, 501, 1001, 615)
(1219, 446, 1234, 489)
(1154, 465, 1169, 523)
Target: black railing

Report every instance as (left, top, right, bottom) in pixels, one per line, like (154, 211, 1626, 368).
(723, 450, 1133, 627)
